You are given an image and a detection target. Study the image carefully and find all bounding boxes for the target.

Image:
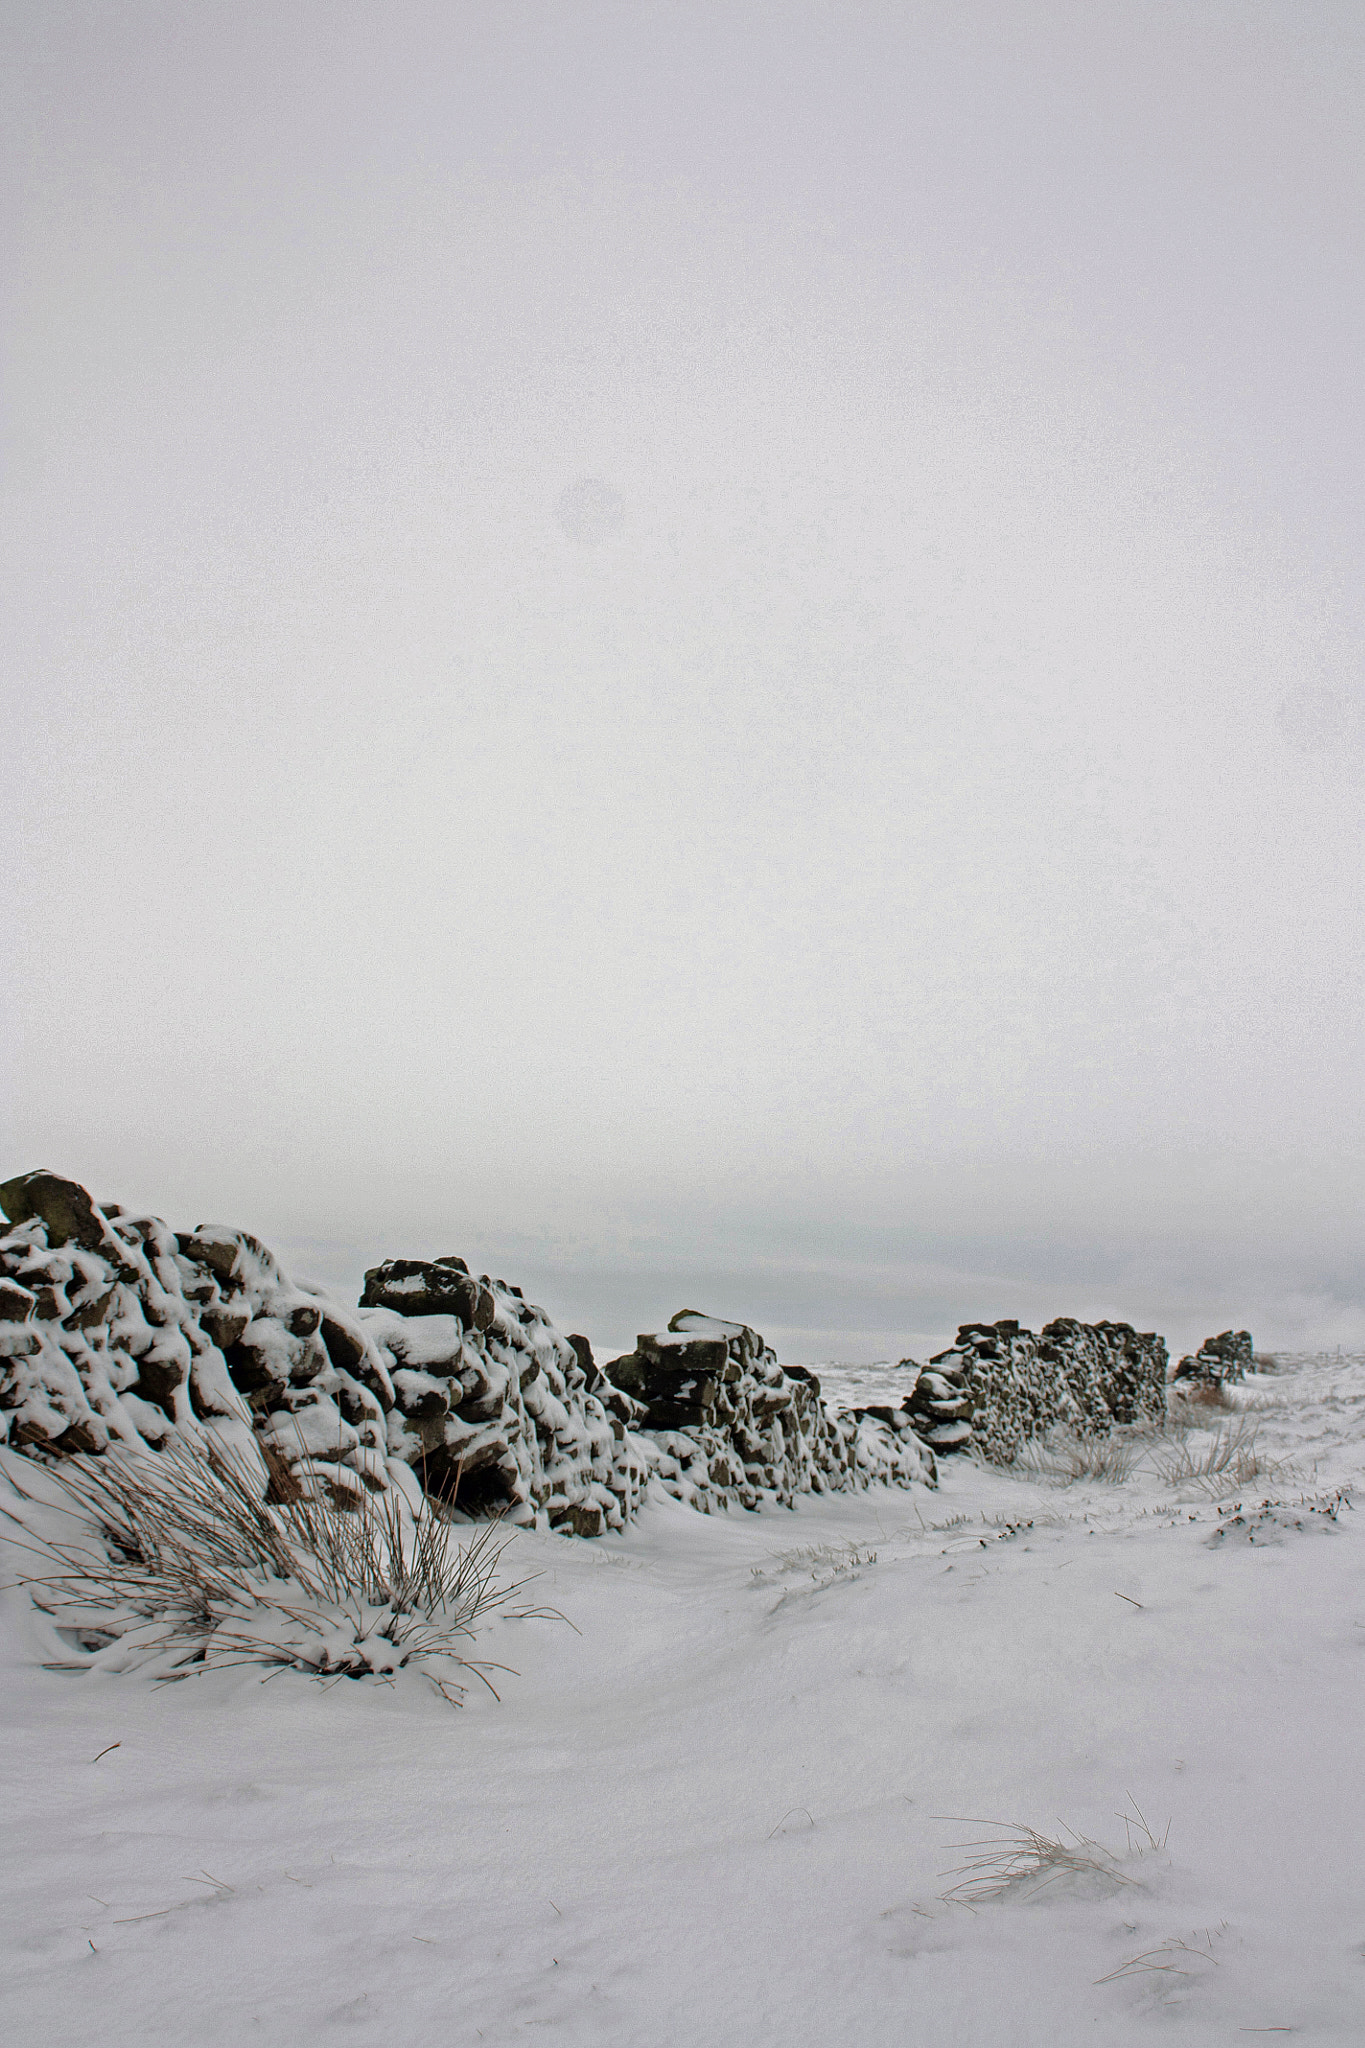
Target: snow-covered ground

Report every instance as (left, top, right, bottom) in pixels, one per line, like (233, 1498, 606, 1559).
(3, 1354, 1363, 2046)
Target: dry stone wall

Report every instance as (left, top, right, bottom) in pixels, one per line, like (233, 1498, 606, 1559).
(0, 1173, 644, 1535)
(0, 1174, 937, 1533)
(900, 1317, 1169, 1464)
(1173, 1329, 1253, 1387)
(604, 1311, 936, 1510)
(1, 1170, 1175, 1514)
(356, 1258, 646, 1535)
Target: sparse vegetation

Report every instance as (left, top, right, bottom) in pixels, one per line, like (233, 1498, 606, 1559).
(766, 1541, 877, 1572)
(935, 1802, 1168, 1907)
(1166, 1381, 1236, 1425)
(1, 1434, 562, 1703)
(751, 1541, 877, 1597)
(1095, 1926, 1225, 1985)
(1151, 1418, 1286, 1498)
(1013, 1427, 1149, 1485)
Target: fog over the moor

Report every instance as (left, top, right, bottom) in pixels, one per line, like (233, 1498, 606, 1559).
(3, 2, 1363, 1360)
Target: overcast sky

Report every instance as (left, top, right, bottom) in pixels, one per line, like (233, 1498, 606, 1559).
(3, 2, 1363, 1361)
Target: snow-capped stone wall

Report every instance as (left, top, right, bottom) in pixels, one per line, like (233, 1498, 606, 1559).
(0, 1171, 975, 1529)
(1173, 1329, 1253, 1386)
(0, 1173, 644, 1534)
(356, 1258, 647, 1535)
(0, 1170, 268, 1471)
(906, 1317, 1169, 1464)
(604, 1311, 936, 1510)
(0, 1173, 1173, 1506)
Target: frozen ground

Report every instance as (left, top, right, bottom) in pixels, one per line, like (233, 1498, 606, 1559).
(2, 1355, 1363, 2046)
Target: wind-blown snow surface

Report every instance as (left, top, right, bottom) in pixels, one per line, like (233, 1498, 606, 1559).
(3, 1356, 1363, 2046)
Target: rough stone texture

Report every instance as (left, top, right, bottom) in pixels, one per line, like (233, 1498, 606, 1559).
(605, 1310, 935, 1511)
(897, 1318, 1169, 1464)
(359, 1258, 496, 1331)
(0, 1176, 649, 1535)
(1173, 1329, 1253, 1387)
(0, 1181, 398, 1490)
(354, 1262, 647, 1531)
(0, 1175, 940, 1532)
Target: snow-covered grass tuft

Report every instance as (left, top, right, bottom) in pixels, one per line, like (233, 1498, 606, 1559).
(1013, 1428, 1148, 1485)
(1, 1436, 563, 1704)
(765, 1541, 878, 1578)
(936, 1802, 1169, 1908)
(750, 1541, 878, 1605)
(1151, 1417, 1287, 1498)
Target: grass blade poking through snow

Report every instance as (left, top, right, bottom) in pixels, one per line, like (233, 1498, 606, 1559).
(934, 1801, 1169, 1908)
(0, 1435, 567, 1704)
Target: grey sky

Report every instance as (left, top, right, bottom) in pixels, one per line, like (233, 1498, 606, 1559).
(3, 3, 1363, 1361)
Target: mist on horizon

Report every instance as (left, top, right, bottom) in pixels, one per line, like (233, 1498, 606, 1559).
(3, 2, 1363, 1364)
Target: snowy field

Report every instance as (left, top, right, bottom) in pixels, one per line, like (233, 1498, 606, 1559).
(3, 1354, 1363, 2046)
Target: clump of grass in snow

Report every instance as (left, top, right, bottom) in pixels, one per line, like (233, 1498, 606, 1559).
(936, 1802, 1169, 1908)
(910, 1508, 972, 1533)
(1013, 1429, 1147, 1485)
(1095, 1925, 1226, 1985)
(769, 1541, 876, 1578)
(1151, 1417, 1286, 1498)
(1166, 1381, 1236, 1426)
(1, 1435, 562, 1704)
(751, 1542, 877, 1601)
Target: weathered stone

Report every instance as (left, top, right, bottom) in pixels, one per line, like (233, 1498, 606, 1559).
(549, 1496, 605, 1538)
(62, 1287, 116, 1332)
(0, 1171, 125, 1261)
(0, 1281, 35, 1322)
(201, 1302, 252, 1350)
(133, 1351, 189, 1415)
(1174, 1329, 1253, 1385)
(359, 1258, 495, 1329)
(924, 1420, 973, 1448)
(390, 1369, 451, 1421)
(52, 1418, 106, 1455)
(176, 1232, 241, 1282)
(175, 1229, 286, 1307)
(222, 1327, 292, 1396)
(317, 1310, 395, 1410)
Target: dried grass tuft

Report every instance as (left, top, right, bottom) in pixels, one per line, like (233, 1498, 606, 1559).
(1013, 1429, 1147, 1485)
(1095, 1925, 1226, 1985)
(935, 1801, 1168, 1909)
(1, 1434, 563, 1704)
(1167, 1381, 1235, 1424)
(1151, 1417, 1286, 1498)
